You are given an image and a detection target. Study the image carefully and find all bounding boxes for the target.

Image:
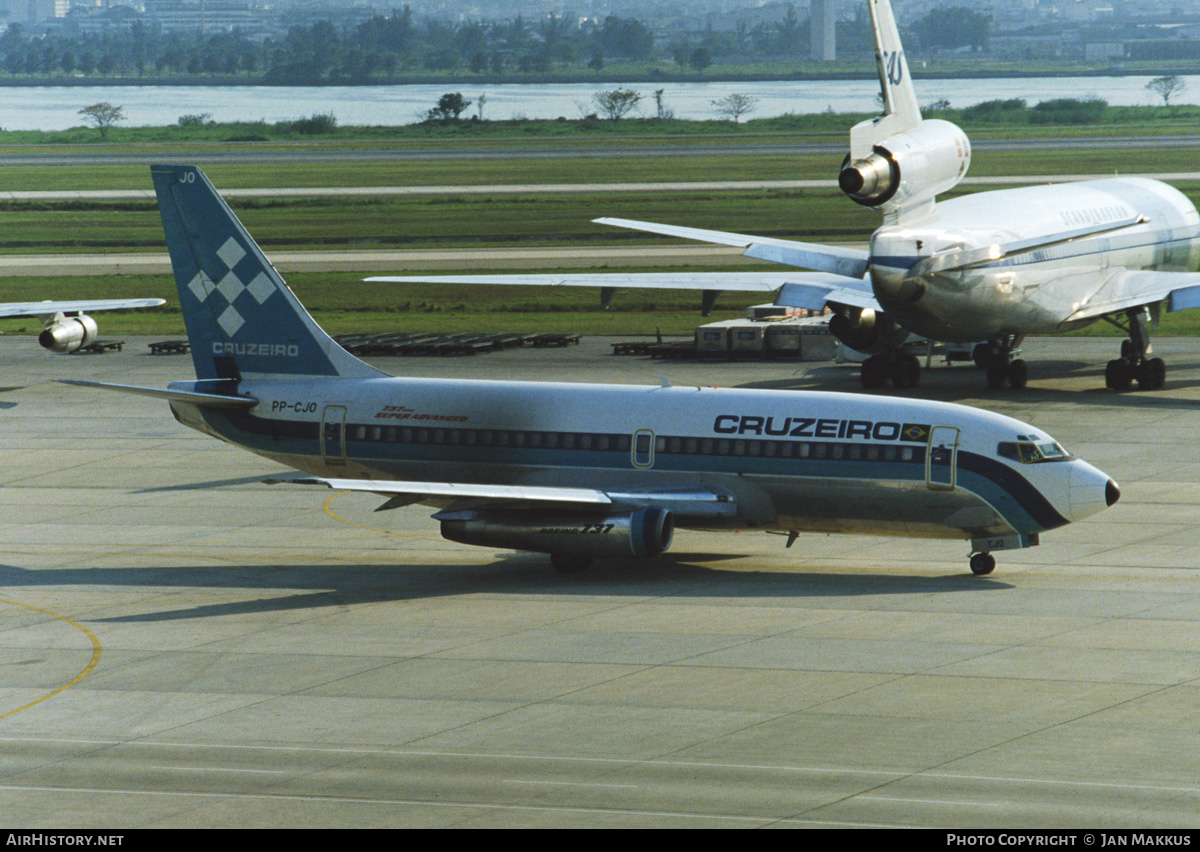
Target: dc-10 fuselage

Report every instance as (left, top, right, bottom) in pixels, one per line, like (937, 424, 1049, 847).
(872, 177, 1200, 342)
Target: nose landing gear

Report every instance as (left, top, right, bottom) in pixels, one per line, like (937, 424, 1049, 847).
(969, 552, 996, 575)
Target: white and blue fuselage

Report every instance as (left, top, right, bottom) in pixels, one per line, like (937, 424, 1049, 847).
(169, 375, 1115, 548)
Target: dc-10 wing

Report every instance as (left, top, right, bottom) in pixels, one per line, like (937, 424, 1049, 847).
(367, 271, 882, 314)
(367, 272, 793, 292)
(1061, 269, 1200, 324)
(593, 217, 871, 279)
(268, 477, 739, 521)
(0, 298, 164, 318)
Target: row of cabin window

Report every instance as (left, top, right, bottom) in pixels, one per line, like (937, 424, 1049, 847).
(348, 425, 633, 452)
(657, 436, 919, 462)
(344, 424, 921, 463)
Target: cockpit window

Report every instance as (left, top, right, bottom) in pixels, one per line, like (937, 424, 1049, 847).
(997, 440, 1071, 464)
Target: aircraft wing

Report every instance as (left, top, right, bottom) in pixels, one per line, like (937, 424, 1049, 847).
(269, 477, 739, 520)
(0, 298, 165, 318)
(1061, 269, 1200, 323)
(594, 217, 871, 279)
(367, 272, 792, 292)
(367, 271, 881, 313)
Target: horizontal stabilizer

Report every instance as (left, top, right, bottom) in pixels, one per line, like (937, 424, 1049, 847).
(775, 273, 881, 312)
(61, 379, 258, 409)
(0, 298, 165, 318)
(594, 217, 870, 279)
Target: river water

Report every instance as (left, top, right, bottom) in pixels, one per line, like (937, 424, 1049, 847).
(0, 76, 1193, 131)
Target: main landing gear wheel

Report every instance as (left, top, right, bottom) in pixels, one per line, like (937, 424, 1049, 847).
(969, 552, 996, 576)
(977, 337, 1027, 390)
(985, 358, 1028, 390)
(1106, 307, 1166, 390)
(1107, 356, 1165, 390)
(861, 352, 921, 389)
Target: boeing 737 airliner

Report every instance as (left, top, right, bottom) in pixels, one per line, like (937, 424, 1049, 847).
(68, 166, 1119, 575)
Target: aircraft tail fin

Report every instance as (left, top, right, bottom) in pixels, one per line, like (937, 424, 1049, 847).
(151, 164, 383, 382)
(850, 0, 923, 157)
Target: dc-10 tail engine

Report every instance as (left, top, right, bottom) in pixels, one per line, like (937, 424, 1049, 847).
(839, 119, 971, 215)
(38, 312, 98, 353)
(439, 506, 674, 572)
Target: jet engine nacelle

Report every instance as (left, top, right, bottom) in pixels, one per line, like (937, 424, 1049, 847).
(39, 313, 98, 353)
(827, 308, 909, 354)
(839, 118, 970, 214)
(440, 506, 674, 560)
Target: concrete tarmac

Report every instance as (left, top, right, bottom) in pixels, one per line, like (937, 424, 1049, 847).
(2, 334, 1200, 828)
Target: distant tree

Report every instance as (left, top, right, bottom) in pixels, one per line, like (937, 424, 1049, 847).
(653, 88, 674, 120)
(593, 87, 642, 121)
(587, 52, 604, 74)
(711, 92, 757, 124)
(1147, 75, 1186, 107)
(689, 46, 712, 72)
(597, 16, 653, 60)
(78, 102, 125, 139)
(426, 92, 471, 122)
(914, 7, 991, 52)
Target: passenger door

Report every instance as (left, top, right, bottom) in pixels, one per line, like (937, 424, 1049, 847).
(321, 405, 347, 466)
(926, 426, 958, 490)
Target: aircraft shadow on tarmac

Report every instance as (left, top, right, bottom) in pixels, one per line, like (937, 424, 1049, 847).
(734, 358, 1200, 410)
(0, 555, 1012, 623)
(133, 475, 286, 493)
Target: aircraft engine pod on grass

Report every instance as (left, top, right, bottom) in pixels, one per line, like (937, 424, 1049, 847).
(38, 312, 98, 353)
(65, 164, 1120, 576)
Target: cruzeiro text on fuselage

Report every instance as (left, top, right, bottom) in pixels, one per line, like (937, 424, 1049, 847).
(713, 414, 930, 442)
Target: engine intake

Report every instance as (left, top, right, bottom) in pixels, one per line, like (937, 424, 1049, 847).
(39, 313, 98, 353)
(441, 507, 674, 561)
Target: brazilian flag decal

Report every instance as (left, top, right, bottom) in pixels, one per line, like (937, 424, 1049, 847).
(900, 423, 931, 442)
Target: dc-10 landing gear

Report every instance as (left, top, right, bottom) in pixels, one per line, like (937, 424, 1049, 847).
(973, 335, 1027, 390)
(860, 351, 922, 389)
(1105, 307, 1166, 390)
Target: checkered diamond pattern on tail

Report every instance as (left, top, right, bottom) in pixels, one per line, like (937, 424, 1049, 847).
(151, 164, 384, 382)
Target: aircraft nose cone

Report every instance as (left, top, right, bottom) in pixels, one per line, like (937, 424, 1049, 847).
(1067, 462, 1118, 522)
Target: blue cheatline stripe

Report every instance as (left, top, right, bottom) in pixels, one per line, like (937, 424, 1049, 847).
(199, 409, 1067, 536)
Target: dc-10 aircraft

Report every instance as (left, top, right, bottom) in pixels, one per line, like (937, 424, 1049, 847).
(372, 0, 1200, 393)
(1, 299, 165, 353)
(66, 165, 1120, 575)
